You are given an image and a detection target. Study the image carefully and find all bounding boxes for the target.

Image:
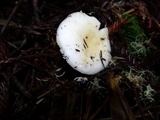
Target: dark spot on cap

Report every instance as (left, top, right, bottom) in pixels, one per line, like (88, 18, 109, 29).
(100, 38, 105, 40)
(102, 58, 106, 61)
(75, 49, 80, 52)
(76, 44, 79, 47)
(83, 39, 88, 48)
(83, 44, 87, 49)
(90, 56, 95, 61)
(90, 64, 93, 66)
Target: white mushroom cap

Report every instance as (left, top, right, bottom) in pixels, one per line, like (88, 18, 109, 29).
(56, 11, 111, 75)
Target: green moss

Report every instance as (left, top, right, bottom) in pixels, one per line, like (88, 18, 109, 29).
(120, 14, 148, 57)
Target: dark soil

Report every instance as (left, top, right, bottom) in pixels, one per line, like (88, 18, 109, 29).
(0, 0, 160, 120)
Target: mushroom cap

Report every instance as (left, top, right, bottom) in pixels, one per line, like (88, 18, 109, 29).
(56, 11, 111, 75)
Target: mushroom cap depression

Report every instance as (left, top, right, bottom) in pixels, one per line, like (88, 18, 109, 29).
(56, 12, 111, 75)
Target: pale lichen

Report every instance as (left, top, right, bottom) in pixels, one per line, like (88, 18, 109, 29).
(123, 66, 145, 87)
(143, 84, 155, 102)
(88, 77, 105, 91)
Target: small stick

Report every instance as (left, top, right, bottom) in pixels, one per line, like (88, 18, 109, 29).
(0, 0, 23, 35)
(99, 50, 105, 68)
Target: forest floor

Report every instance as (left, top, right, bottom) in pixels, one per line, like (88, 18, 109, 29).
(0, 0, 160, 120)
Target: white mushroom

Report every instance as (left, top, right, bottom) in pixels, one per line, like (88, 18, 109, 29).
(56, 11, 111, 75)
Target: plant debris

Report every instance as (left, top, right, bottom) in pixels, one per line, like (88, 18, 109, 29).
(0, 0, 160, 120)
